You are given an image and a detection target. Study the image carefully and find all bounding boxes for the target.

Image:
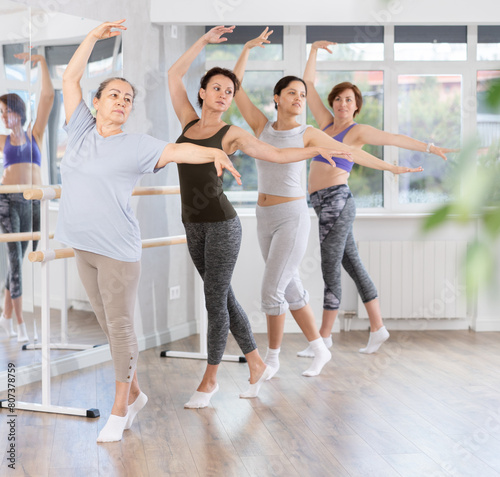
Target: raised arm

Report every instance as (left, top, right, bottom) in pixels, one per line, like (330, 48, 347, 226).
(352, 124, 458, 161)
(62, 20, 126, 123)
(156, 143, 241, 184)
(15, 53, 54, 146)
(305, 127, 423, 174)
(303, 41, 336, 130)
(168, 26, 234, 128)
(233, 28, 272, 137)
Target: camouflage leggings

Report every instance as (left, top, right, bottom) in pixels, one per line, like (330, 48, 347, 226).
(310, 184, 377, 310)
(0, 193, 40, 299)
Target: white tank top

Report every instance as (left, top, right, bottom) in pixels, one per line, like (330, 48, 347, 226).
(257, 121, 310, 197)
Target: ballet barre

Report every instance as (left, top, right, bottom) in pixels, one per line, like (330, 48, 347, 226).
(0, 232, 54, 243)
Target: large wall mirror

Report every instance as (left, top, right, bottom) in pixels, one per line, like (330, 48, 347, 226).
(0, 0, 122, 384)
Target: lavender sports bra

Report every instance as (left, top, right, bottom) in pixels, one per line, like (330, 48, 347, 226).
(3, 132, 42, 168)
(311, 122, 357, 173)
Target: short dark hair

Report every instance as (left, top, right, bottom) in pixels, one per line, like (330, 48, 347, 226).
(197, 67, 240, 108)
(94, 77, 137, 102)
(327, 82, 363, 117)
(0, 93, 27, 126)
(273, 76, 307, 110)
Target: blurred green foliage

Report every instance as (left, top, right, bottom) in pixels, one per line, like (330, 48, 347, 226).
(423, 77, 500, 295)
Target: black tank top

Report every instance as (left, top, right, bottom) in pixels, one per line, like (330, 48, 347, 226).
(176, 119, 237, 223)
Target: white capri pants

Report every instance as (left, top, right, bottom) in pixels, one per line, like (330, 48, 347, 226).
(256, 198, 310, 316)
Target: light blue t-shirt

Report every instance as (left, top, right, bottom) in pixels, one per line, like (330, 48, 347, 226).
(55, 100, 167, 262)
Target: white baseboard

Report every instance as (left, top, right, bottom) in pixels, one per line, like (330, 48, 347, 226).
(340, 318, 471, 332)
(0, 320, 197, 392)
(471, 319, 500, 332)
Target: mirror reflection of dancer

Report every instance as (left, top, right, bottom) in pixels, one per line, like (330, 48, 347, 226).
(0, 53, 54, 342)
(300, 41, 455, 356)
(57, 20, 240, 442)
(168, 26, 341, 408)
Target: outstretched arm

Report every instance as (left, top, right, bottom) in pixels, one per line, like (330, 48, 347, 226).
(157, 143, 241, 184)
(168, 25, 234, 128)
(353, 124, 458, 161)
(15, 53, 54, 146)
(303, 41, 336, 130)
(305, 127, 423, 174)
(225, 125, 346, 166)
(233, 27, 272, 137)
(62, 20, 126, 123)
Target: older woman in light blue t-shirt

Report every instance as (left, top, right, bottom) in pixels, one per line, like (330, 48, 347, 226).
(57, 20, 240, 443)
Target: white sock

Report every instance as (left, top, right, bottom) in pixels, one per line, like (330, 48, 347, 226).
(297, 336, 332, 358)
(124, 392, 148, 430)
(240, 366, 274, 399)
(97, 413, 128, 442)
(0, 314, 17, 338)
(16, 322, 29, 343)
(264, 347, 280, 380)
(184, 383, 219, 409)
(302, 338, 332, 377)
(359, 326, 390, 354)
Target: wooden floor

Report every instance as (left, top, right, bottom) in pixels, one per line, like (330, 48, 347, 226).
(1, 330, 500, 477)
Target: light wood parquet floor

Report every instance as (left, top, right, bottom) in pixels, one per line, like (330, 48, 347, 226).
(1, 330, 499, 477)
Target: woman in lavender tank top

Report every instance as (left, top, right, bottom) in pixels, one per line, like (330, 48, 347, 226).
(300, 41, 458, 356)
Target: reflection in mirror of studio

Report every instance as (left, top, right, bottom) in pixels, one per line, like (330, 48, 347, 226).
(1, 10, 122, 371)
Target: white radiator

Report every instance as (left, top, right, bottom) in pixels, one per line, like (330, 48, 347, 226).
(357, 241, 467, 319)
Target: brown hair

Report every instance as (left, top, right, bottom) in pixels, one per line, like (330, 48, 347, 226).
(94, 77, 136, 102)
(273, 76, 307, 110)
(0, 93, 27, 126)
(198, 67, 240, 108)
(327, 82, 363, 117)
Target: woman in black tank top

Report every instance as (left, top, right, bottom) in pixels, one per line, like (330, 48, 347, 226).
(168, 26, 344, 408)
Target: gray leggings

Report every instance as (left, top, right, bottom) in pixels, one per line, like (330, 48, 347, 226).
(184, 217, 257, 365)
(74, 249, 141, 383)
(0, 192, 40, 299)
(310, 184, 378, 311)
(256, 199, 310, 315)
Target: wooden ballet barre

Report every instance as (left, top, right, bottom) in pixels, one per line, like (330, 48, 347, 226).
(23, 185, 180, 201)
(0, 184, 60, 194)
(0, 232, 54, 243)
(29, 235, 187, 262)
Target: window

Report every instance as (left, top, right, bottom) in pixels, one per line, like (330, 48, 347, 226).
(306, 25, 384, 62)
(477, 70, 500, 153)
(478, 26, 500, 61)
(206, 26, 283, 61)
(394, 26, 467, 61)
(398, 75, 461, 204)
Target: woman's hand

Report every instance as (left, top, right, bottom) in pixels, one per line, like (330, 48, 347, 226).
(311, 40, 337, 54)
(392, 165, 424, 174)
(203, 25, 235, 44)
(316, 149, 354, 167)
(89, 19, 127, 41)
(214, 150, 242, 185)
(14, 52, 46, 67)
(245, 27, 273, 50)
(430, 145, 459, 161)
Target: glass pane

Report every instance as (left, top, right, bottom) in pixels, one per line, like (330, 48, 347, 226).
(3, 43, 29, 81)
(398, 75, 461, 204)
(48, 90, 67, 184)
(222, 70, 283, 207)
(395, 43, 467, 61)
(477, 71, 500, 152)
(306, 71, 384, 208)
(206, 43, 282, 62)
(308, 43, 384, 62)
(477, 44, 500, 61)
(88, 56, 114, 78)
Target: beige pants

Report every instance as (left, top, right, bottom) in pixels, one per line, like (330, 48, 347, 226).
(74, 249, 141, 383)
